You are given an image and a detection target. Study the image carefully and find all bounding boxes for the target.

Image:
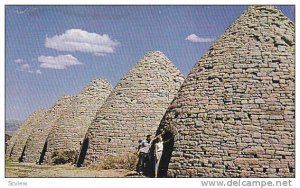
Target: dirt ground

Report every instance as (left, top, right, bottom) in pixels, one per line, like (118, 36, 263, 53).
(5, 161, 142, 178)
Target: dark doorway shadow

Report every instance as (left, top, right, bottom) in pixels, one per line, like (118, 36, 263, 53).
(158, 131, 174, 178)
(147, 140, 156, 178)
(19, 144, 27, 162)
(9, 144, 15, 157)
(38, 140, 48, 164)
(76, 137, 89, 167)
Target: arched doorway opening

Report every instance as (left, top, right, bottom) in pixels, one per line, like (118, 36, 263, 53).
(76, 137, 89, 167)
(19, 144, 27, 162)
(38, 140, 48, 164)
(9, 144, 15, 157)
(158, 130, 175, 177)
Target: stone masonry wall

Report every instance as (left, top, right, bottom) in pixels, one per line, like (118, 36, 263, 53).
(82, 51, 185, 166)
(6, 109, 47, 161)
(45, 79, 112, 164)
(158, 6, 294, 177)
(24, 95, 77, 163)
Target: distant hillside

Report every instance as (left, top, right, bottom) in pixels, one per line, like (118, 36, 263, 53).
(5, 120, 22, 136)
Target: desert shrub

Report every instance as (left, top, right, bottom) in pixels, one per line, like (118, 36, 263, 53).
(101, 153, 138, 171)
(51, 149, 78, 165)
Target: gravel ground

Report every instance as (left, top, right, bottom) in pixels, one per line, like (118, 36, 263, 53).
(5, 161, 143, 178)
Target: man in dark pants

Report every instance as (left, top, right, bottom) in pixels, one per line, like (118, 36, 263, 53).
(136, 135, 152, 175)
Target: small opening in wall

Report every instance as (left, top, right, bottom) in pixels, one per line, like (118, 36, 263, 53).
(276, 168, 279, 173)
(204, 64, 214, 70)
(174, 112, 179, 118)
(207, 76, 215, 80)
(203, 151, 206, 155)
(272, 59, 281, 63)
(228, 153, 231, 156)
(108, 138, 112, 142)
(252, 35, 260, 42)
(272, 80, 280, 84)
(252, 72, 258, 76)
(263, 168, 267, 172)
(254, 154, 258, 158)
(274, 43, 280, 48)
(250, 167, 254, 171)
(225, 165, 229, 170)
(223, 99, 231, 105)
(238, 166, 241, 170)
(201, 163, 205, 167)
(212, 164, 215, 168)
(282, 155, 285, 159)
(289, 167, 294, 173)
(281, 36, 293, 46)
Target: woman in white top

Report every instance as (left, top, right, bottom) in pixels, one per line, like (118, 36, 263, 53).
(154, 136, 164, 178)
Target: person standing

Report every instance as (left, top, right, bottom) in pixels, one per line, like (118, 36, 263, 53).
(154, 136, 164, 178)
(137, 135, 152, 175)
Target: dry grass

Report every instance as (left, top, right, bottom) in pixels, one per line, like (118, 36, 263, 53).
(51, 149, 78, 164)
(101, 153, 138, 171)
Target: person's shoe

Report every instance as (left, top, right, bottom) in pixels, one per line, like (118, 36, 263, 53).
(139, 171, 143, 175)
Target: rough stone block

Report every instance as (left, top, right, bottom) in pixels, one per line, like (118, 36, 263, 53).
(234, 158, 259, 166)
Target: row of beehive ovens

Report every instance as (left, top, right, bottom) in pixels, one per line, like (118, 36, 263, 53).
(6, 5, 295, 177)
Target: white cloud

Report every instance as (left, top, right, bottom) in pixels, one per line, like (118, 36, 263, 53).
(94, 53, 106, 56)
(38, 54, 82, 70)
(45, 29, 120, 56)
(16, 8, 30, 14)
(18, 64, 38, 74)
(21, 63, 30, 70)
(15, 59, 42, 74)
(16, 8, 38, 14)
(185, 34, 214, 43)
(14, 58, 24, 64)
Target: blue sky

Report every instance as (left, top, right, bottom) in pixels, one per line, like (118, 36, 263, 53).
(5, 5, 295, 121)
